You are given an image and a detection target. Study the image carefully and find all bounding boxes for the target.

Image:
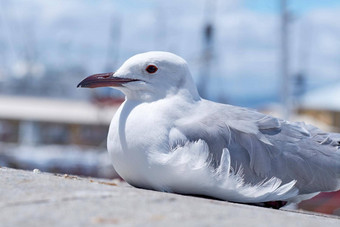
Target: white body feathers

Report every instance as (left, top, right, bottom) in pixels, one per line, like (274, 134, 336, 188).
(104, 51, 340, 204)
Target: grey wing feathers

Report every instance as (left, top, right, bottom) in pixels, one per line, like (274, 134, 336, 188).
(261, 120, 340, 193)
(172, 103, 340, 194)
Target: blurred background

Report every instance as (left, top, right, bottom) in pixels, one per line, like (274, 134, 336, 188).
(0, 0, 339, 215)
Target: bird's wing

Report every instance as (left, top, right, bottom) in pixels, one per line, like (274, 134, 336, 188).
(151, 138, 298, 203)
(170, 101, 340, 195)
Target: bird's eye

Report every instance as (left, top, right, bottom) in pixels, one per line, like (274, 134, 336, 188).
(146, 65, 158, 74)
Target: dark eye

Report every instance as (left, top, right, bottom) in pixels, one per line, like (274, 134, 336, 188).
(146, 65, 158, 74)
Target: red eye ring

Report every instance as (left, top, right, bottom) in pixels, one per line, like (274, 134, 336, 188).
(146, 65, 158, 74)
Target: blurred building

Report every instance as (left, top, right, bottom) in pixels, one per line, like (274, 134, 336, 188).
(298, 83, 340, 132)
(0, 95, 118, 145)
(0, 95, 121, 178)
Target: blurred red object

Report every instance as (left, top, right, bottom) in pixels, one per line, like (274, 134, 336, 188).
(299, 191, 340, 216)
(92, 96, 124, 106)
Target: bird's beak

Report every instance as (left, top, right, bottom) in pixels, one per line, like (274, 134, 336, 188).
(77, 72, 140, 88)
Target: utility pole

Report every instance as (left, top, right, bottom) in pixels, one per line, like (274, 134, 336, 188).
(198, 0, 216, 99)
(101, 16, 122, 99)
(293, 22, 308, 103)
(280, 0, 292, 119)
(105, 16, 121, 72)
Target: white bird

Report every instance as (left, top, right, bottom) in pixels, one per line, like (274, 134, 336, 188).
(78, 51, 340, 208)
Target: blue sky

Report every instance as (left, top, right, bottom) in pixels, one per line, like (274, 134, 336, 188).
(1, 0, 340, 107)
(244, 0, 340, 13)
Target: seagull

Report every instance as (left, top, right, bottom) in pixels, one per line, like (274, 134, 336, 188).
(78, 51, 340, 208)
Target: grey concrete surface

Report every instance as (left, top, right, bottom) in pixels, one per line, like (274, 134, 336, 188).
(0, 167, 339, 227)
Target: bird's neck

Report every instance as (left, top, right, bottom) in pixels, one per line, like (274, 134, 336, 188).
(125, 88, 201, 103)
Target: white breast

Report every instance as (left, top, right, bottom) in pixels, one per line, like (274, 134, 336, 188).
(107, 99, 174, 188)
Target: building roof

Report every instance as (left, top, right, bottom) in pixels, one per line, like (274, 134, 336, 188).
(0, 95, 120, 125)
(301, 83, 340, 111)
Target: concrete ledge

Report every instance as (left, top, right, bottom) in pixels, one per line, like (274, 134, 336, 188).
(1, 167, 339, 226)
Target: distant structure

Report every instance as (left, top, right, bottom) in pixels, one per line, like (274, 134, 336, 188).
(293, 72, 306, 101)
(105, 16, 122, 72)
(198, 0, 216, 99)
(280, 0, 292, 120)
(98, 16, 123, 99)
(293, 20, 309, 104)
(0, 95, 120, 146)
(299, 83, 340, 132)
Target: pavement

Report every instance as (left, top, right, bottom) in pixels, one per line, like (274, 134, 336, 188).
(1, 167, 339, 226)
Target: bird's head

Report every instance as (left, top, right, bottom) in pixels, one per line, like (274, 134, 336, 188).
(77, 51, 200, 102)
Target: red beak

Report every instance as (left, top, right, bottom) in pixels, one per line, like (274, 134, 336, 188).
(77, 72, 140, 88)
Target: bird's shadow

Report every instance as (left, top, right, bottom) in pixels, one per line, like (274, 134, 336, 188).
(181, 193, 287, 209)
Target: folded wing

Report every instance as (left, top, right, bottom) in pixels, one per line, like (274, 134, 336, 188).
(171, 101, 340, 198)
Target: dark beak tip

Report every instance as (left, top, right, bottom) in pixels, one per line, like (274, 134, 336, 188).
(77, 80, 85, 88)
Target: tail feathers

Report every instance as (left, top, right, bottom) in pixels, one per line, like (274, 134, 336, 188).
(329, 132, 340, 146)
(303, 123, 340, 148)
(303, 123, 340, 189)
